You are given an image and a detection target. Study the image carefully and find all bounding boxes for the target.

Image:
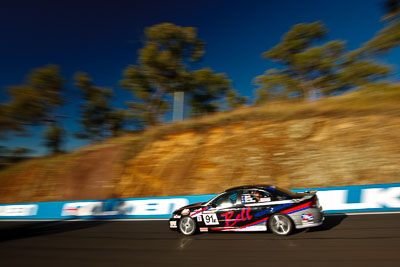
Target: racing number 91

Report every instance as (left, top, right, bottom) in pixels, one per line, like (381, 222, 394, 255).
(203, 213, 219, 225)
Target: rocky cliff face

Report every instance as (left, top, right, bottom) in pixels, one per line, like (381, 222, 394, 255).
(0, 145, 125, 203)
(116, 115, 400, 198)
(1, 108, 399, 204)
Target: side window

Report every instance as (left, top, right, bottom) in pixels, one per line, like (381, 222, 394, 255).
(241, 189, 271, 204)
(273, 191, 290, 201)
(213, 191, 238, 208)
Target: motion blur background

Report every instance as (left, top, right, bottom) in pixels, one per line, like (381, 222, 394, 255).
(0, 0, 399, 203)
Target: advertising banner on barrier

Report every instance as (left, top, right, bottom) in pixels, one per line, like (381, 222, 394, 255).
(0, 183, 399, 220)
(292, 183, 400, 213)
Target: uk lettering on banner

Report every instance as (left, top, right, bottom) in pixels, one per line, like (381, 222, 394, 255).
(317, 187, 400, 211)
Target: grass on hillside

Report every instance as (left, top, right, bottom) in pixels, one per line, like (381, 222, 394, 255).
(120, 83, 400, 158)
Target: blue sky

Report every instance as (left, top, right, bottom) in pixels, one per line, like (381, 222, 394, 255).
(0, 0, 397, 155)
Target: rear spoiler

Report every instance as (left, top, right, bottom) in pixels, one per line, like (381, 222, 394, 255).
(304, 190, 318, 195)
(291, 190, 318, 198)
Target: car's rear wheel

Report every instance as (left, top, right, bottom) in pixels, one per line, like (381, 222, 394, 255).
(268, 213, 293, 236)
(179, 216, 197, 236)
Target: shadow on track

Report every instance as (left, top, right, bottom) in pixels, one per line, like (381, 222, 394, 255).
(193, 214, 348, 235)
(307, 213, 347, 232)
(0, 221, 107, 243)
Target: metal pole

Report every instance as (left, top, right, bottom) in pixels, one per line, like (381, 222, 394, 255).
(172, 91, 184, 121)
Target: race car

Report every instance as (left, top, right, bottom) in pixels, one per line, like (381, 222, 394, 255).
(169, 185, 324, 236)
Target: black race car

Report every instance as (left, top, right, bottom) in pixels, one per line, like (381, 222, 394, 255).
(169, 185, 324, 236)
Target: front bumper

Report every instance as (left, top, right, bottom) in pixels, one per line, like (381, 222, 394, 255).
(295, 220, 324, 229)
(169, 218, 179, 231)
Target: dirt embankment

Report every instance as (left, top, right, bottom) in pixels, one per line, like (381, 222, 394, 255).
(1, 113, 400, 204)
(116, 115, 400, 198)
(0, 145, 124, 203)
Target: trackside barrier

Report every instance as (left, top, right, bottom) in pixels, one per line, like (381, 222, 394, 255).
(0, 183, 399, 220)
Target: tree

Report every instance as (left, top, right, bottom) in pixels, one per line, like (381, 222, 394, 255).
(254, 22, 391, 104)
(121, 65, 170, 126)
(6, 65, 64, 128)
(255, 69, 301, 104)
(226, 89, 247, 110)
(44, 123, 64, 154)
(108, 109, 127, 137)
(9, 147, 33, 158)
(361, 0, 400, 54)
(74, 72, 114, 141)
(0, 104, 20, 138)
(121, 23, 204, 126)
(189, 68, 232, 116)
(256, 22, 339, 100)
(122, 23, 234, 125)
(1, 65, 65, 153)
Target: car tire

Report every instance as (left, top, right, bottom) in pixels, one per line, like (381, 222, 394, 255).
(268, 213, 293, 236)
(179, 216, 197, 236)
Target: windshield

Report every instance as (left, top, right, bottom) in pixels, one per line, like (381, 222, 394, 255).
(208, 191, 239, 208)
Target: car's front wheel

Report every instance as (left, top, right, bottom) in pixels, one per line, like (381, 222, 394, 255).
(179, 216, 197, 236)
(268, 213, 293, 236)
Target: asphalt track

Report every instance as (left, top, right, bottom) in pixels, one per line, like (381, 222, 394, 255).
(0, 214, 399, 267)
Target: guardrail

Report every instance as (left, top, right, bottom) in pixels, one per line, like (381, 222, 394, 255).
(0, 183, 399, 220)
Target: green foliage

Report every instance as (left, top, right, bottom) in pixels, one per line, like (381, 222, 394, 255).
(226, 89, 247, 110)
(0, 147, 34, 170)
(255, 22, 391, 103)
(138, 22, 204, 99)
(121, 65, 170, 126)
(0, 65, 65, 153)
(140, 23, 204, 67)
(189, 68, 232, 116)
(339, 60, 390, 87)
(363, 22, 400, 53)
(0, 104, 21, 138)
(361, 0, 400, 54)
(255, 69, 301, 104)
(28, 65, 64, 107)
(44, 123, 64, 154)
(122, 23, 205, 126)
(75, 72, 118, 141)
(122, 23, 238, 125)
(9, 147, 33, 157)
(108, 109, 127, 137)
(264, 22, 327, 65)
(6, 65, 64, 127)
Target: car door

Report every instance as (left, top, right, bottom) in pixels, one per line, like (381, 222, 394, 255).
(240, 189, 274, 230)
(205, 190, 241, 229)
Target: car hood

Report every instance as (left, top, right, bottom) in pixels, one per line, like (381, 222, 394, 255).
(179, 202, 206, 210)
(174, 202, 207, 213)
